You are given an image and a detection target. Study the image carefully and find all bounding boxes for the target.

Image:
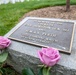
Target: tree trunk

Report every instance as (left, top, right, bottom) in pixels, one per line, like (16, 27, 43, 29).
(66, 0, 70, 11)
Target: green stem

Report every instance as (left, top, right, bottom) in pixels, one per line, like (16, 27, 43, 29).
(43, 66, 51, 75)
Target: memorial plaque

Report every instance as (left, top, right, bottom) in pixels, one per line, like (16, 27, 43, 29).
(8, 18, 75, 53)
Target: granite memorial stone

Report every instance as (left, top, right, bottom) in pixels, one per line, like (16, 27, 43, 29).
(5, 17, 76, 75)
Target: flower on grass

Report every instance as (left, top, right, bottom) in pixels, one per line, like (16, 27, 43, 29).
(0, 36, 11, 49)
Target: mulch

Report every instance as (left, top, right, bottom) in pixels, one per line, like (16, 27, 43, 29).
(20, 5, 76, 20)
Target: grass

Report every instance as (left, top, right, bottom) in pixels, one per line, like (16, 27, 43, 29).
(0, 0, 76, 35)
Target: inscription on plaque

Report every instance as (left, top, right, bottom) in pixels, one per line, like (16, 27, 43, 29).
(8, 18, 75, 53)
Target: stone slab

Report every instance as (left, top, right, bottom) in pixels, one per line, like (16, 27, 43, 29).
(5, 17, 76, 75)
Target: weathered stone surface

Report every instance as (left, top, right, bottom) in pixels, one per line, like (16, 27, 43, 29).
(5, 17, 76, 75)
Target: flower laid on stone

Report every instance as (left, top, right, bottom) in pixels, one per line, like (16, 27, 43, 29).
(0, 36, 11, 74)
(38, 47, 61, 67)
(0, 36, 11, 49)
(37, 47, 61, 75)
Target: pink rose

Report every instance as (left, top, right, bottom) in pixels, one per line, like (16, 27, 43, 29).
(38, 47, 61, 67)
(0, 36, 11, 49)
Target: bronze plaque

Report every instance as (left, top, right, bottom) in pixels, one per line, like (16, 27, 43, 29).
(8, 18, 75, 53)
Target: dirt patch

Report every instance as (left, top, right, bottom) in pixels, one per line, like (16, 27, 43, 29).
(21, 5, 76, 20)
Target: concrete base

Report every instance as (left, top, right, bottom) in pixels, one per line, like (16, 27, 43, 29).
(5, 17, 76, 75)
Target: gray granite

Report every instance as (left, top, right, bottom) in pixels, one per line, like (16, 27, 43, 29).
(5, 17, 76, 75)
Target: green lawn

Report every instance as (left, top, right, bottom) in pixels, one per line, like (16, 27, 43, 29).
(0, 0, 76, 35)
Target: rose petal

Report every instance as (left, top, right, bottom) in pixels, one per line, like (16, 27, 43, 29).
(48, 61, 57, 66)
(38, 51, 45, 63)
(50, 54, 61, 62)
(42, 54, 51, 66)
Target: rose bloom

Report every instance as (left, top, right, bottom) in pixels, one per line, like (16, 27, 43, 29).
(0, 36, 11, 49)
(38, 47, 61, 67)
